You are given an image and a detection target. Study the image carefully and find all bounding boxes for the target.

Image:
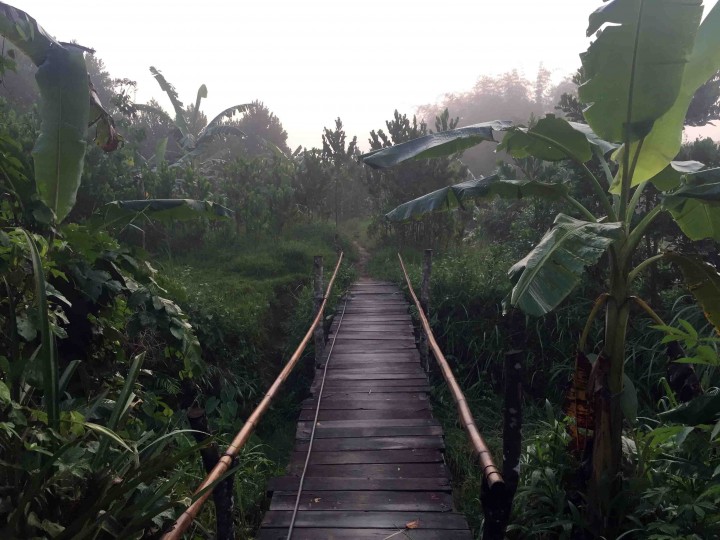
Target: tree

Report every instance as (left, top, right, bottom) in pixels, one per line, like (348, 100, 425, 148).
(232, 100, 291, 157)
(362, 1, 720, 534)
(418, 69, 573, 176)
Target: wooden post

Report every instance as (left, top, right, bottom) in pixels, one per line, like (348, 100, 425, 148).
(419, 249, 432, 372)
(186, 407, 235, 540)
(314, 256, 325, 366)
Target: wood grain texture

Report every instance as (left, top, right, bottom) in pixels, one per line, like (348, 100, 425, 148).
(258, 280, 471, 536)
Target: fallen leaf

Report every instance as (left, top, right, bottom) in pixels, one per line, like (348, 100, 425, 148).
(405, 520, 420, 529)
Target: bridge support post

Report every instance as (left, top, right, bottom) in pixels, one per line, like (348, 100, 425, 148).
(419, 249, 432, 372)
(313, 255, 325, 366)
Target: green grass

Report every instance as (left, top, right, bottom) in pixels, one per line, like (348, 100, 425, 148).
(154, 223, 357, 538)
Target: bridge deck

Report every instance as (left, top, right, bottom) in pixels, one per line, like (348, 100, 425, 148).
(257, 279, 472, 539)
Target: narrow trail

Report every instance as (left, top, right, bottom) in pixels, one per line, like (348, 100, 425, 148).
(352, 240, 371, 277)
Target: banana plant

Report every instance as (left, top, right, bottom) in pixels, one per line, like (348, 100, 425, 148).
(137, 67, 250, 167)
(362, 0, 720, 532)
(0, 1, 121, 224)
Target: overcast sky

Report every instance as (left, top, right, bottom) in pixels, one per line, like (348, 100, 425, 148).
(13, 0, 720, 149)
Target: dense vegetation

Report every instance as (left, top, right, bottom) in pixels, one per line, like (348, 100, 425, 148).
(1, 1, 720, 539)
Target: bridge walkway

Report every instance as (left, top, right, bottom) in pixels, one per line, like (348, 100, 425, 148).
(257, 278, 472, 540)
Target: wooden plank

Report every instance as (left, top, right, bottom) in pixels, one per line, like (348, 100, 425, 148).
(301, 397, 429, 409)
(289, 463, 449, 479)
(330, 334, 416, 342)
(288, 449, 442, 465)
(324, 372, 426, 380)
(269, 490, 453, 511)
(295, 436, 444, 452)
(267, 477, 452, 492)
(314, 392, 428, 401)
(323, 366, 427, 375)
(300, 418, 439, 428)
(313, 384, 431, 394)
(333, 341, 416, 350)
(261, 510, 469, 529)
(299, 408, 433, 422)
(297, 424, 443, 439)
(322, 360, 422, 368)
(257, 529, 472, 540)
(322, 351, 421, 361)
(313, 378, 428, 389)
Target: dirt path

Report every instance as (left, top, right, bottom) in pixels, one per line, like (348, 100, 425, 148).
(352, 240, 371, 277)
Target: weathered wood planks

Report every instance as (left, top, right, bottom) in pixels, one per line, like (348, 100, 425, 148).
(258, 279, 471, 538)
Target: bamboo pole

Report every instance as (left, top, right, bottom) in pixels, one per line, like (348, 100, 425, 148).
(397, 253, 504, 492)
(162, 252, 344, 539)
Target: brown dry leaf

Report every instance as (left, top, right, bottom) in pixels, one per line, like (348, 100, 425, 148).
(405, 519, 420, 529)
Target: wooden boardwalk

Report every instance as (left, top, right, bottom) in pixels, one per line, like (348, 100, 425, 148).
(257, 279, 472, 539)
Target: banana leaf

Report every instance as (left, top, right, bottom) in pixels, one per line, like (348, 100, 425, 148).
(509, 214, 623, 316)
(650, 160, 705, 191)
(499, 115, 593, 162)
(663, 167, 720, 240)
(361, 121, 512, 169)
(191, 84, 208, 128)
(612, 3, 720, 187)
(91, 198, 233, 230)
(665, 252, 720, 333)
(659, 390, 720, 424)
(149, 66, 189, 136)
(580, 0, 703, 144)
(385, 175, 569, 222)
(205, 103, 252, 131)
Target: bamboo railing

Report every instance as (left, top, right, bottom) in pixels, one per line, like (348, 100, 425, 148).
(162, 253, 344, 540)
(398, 253, 504, 492)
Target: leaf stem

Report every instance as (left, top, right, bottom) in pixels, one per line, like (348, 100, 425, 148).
(628, 253, 665, 284)
(527, 132, 616, 221)
(625, 205, 663, 258)
(626, 181, 648, 223)
(564, 195, 598, 222)
(579, 293, 610, 352)
(630, 295, 665, 325)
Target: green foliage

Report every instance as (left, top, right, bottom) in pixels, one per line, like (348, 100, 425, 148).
(508, 215, 622, 317)
(580, 0, 702, 144)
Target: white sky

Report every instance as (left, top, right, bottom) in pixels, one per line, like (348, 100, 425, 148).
(13, 0, 720, 149)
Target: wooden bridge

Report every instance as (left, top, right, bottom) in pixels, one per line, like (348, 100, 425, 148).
(257, 278, 472, 539)
(163, 254, 514, 540)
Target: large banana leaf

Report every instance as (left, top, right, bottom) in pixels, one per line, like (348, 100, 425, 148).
(665, 253, 720, 334)
(191, 84, 208, 128)
(509, 214, 622, 316)
(579, 0, 703, 143)
(195, 124, 246, 148)
(650, 160, 705, 191)
(131, 103, 175, 125)
(0, 2, 54, 64)
(149, 66, 189, 136)
(33, 46, 90, 223)
(0, 2, 101, 223)
(92, 199, 234, 230)
(567, 122, 620, 155)
(613, 3, 720, 187)
(386, 175, 569, 222)
(205, 104, 252, 131)
(498, 115, 593, 162)
(361, 121, 512, 169)
(663, 167, 720, 241)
